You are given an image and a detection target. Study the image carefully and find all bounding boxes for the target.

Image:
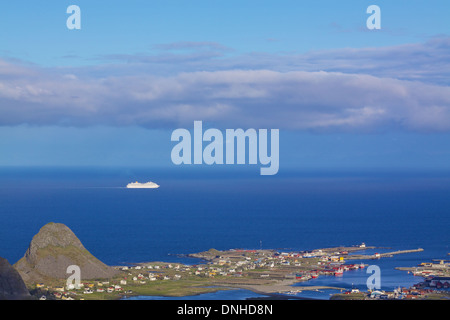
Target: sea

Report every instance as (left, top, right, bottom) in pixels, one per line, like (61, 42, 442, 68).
(0, 166, 449, 300)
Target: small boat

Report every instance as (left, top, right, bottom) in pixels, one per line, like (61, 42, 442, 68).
(334, 268, 343, 276)
(284, 290, 301, 295)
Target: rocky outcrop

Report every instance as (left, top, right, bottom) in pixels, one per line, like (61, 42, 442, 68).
(14, 223, 119, 285)
(0, 257, 31, 300)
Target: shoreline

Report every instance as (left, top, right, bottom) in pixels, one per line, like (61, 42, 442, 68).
(29, 244, 449, 301)
(212, 280, 345, 300)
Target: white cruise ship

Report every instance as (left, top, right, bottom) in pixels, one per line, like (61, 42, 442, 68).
(126, 181, 160, 189)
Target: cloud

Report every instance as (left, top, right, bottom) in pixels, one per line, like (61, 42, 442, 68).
(97, 41, 232, 71)
(152, 41, 232, 52)
(293, 37, 450, 85)
(91, 37, 450, 84)
(0, 38, 450, 132)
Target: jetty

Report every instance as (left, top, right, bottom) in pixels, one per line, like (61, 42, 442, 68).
(385, 248, 424, 256)
(347, 248, 424, 260)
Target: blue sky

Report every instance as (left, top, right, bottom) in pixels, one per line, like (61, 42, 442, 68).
(0, 1, 450, 170)
(1, 0, 448, 65)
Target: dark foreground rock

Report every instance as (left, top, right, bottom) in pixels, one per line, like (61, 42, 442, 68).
(0, 257, 32, 300)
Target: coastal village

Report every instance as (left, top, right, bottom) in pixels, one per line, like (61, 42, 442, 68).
(31, 243, 450, 300)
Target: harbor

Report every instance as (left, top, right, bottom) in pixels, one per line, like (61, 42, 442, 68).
(29, 243, 450, 300)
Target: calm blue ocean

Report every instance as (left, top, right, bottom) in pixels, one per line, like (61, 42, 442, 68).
(1, 167, 449, 299)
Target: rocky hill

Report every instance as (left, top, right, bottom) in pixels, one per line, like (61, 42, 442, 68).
(0, 257, 32, 300)
(14, 223, 120, 286)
